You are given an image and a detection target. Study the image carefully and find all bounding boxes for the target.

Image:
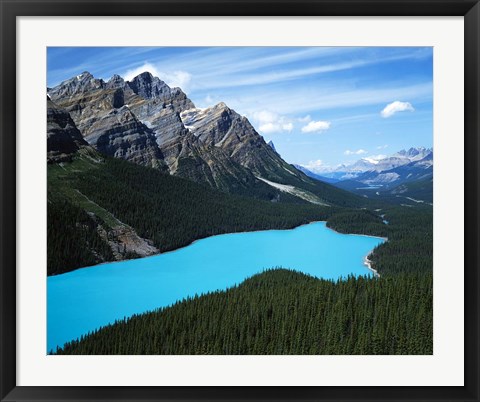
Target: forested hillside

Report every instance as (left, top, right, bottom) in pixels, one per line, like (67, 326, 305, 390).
(48, 151, 339, 275)
(56, 268, 432, 355)
(326, 206, 432, 276)
(53, 193, 433, 354)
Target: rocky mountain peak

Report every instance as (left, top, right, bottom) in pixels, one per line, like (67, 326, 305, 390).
(394, 147, 431, 160)
(213, 102, 228, 110)
(46, 70, 310, 201)
(48, 71, 105, 100)
(127, 71, 170, 100)
(107, 74, 126, 89)
(77, 71, 93, 79)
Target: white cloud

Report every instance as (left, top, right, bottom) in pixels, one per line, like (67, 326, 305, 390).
(304, 160, 324, 171)
(259, 123, 279, 134)
(163, 71, 192, 91)
(302, 159, 340, 174)
(344, 149, 367, 155)
(377, 144, 389, 149)
(253, 110, 277, 124)
(122, 62, 192, 92)
(301, 120, 331, 133)
(381, 101, 415, 118)
(252, 110, 293, 134)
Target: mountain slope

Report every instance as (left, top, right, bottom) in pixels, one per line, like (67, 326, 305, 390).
(354, 152, 433, 189)
(48, 145, 338, 274)
(388, 177, 433, 204)
(48, 71, 364, 207)
(180, 103, 301, 182)
(48, 73, 293, 201)
(47, 98, 89, 163)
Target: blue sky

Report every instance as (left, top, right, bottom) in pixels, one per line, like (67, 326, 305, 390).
(47, 47, 433, 171)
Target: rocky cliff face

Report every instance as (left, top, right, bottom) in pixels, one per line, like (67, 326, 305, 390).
(180, 103, 303, 183)
(85, 106, 165, 168)
(48, 74, 166, 169)
(48, 72, 105, 99)
(47, 98, 89, 163)
(48, 71, 318, 202)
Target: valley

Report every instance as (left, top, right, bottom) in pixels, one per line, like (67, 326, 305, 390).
(297, 147, 433, 205)
(46, 67, 432, 355)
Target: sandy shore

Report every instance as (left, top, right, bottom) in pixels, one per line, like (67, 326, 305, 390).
(364, 253, 380, 278)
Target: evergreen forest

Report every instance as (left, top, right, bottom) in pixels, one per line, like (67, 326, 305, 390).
(49, 151, 433, 355)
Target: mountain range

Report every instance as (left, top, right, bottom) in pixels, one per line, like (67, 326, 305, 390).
(297, 147, 433, 202)
(46, 69, 433, 277)
(47, 71, 364, 207)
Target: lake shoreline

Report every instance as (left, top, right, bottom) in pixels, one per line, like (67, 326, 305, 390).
(364, 253, 380, 278)
(50, 220, 388, 277)
(48, 221, 386, 351)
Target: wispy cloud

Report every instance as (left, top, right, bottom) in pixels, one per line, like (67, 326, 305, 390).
(377, 144, 389, 149)
(185, 50, 432, 91)
(344, 149, 367, 155)
(228, 83, 431, 116)
(109, 47, 432, 94)
(381, 101, 415, 118)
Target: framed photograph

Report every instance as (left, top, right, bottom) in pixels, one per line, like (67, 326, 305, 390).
(1, 0, 478, 401)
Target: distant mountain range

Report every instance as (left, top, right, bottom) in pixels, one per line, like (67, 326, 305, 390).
(296, 147, 433, 203)
(292, 165, 340, 184)
(47, 71, 362, 207)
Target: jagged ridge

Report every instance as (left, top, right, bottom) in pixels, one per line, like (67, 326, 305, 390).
(48, 71, 363, 206)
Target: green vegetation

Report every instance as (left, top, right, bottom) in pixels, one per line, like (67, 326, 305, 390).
(55, 269, 432, 355)
(48, 151, 338, 275)
(325, 205, 432, 277)
(267, 169, 368, 208)
(174, 155, 305, 204)
(326, 209, 389, 238)
(48, 149, 433, 355)
(47, 199, 114, 275)
(389, 177, 433, 203)
(71, 157, 333, 252)
(370, 206, 432, 276)
(341, 176, 433, 206)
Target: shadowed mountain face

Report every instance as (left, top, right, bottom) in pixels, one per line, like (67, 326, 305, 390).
(48, 71, 361, 206)
(47, 98, 89, 163)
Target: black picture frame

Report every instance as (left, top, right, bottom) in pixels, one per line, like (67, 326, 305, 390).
(1, 0, 478, 401)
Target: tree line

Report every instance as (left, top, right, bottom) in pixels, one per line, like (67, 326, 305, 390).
(48, 151, 433, 355)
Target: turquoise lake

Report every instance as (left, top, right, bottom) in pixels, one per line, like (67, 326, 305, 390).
(47, 222, 385, 352)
